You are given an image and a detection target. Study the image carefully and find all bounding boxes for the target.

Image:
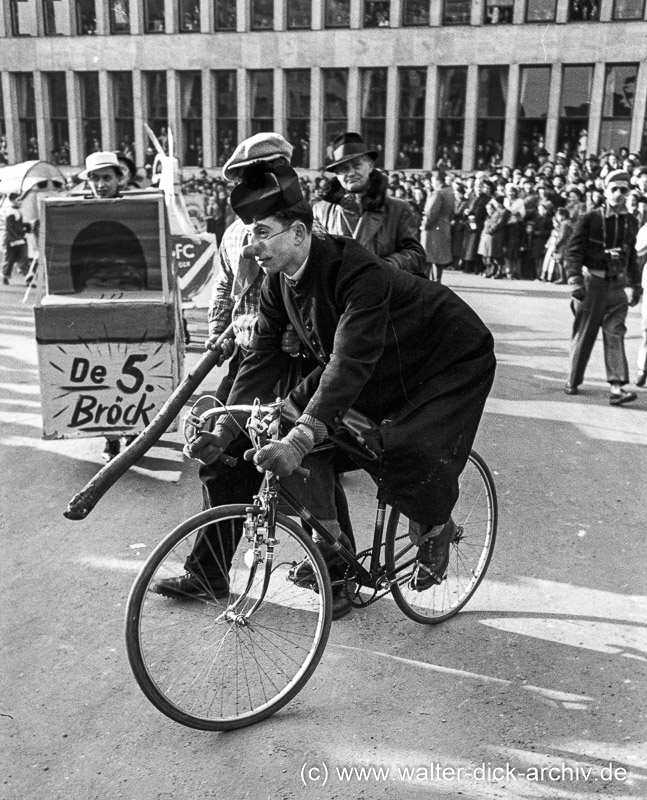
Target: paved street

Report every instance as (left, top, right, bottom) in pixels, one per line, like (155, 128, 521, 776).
(2, 273, 646, 800)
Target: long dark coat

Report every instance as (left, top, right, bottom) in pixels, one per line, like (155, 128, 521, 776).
(462, 193, 490, 262)
(228, 233, 496, 525)
(420, 186, 455, 265)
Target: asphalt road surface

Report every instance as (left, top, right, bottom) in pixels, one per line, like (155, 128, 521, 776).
(2, 271, 646, 800)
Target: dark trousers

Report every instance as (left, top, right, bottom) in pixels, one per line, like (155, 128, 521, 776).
(568, 274, 630, 387)
(2, 243, 28, 279)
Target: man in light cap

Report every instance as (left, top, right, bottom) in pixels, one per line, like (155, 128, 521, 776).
(168, 162, 495, 615)
(564, 169, 643, 404)
(79, 151, 130, 199)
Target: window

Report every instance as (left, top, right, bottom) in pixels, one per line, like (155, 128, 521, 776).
(517, 66, 551, 167)
(251, 0, 273, 29)
(144, 0, 165, 31)
(322, 69, 348, 155)
(558, 65, 593, 158)
(443, 0, 470, 24)
(43, 0, 72, 35)
(46, 72, 70, 165)
(79, 72, 101, 156)
(112, 72, 135, 161)
(436, 67, 467, 169)
(75, 0, 96, 34)
(214, 71, 238, 166)
(325, 0, 350, 27)
(286, 70, 310, 168)
(613, 0, 645, 19)
(402, 0, 429, 25)
(144, 71, 168, 152)
(476, 67, 508, 169)
(214, 0, 236, 29)
(526, 0, 556, 21)
(10, 0, 38, 35)
(360, 69, 387, 167)
(288, 0, 311, 28)
(364, 1, 390, 26)
(110, 0, 130, 32)
(600, 64, 638, 153)
(568, 0, 600, 21)
(180, 72, 202, 166)
(15, 73, 38, 160)
(179, 0, 200, 31)
(484, 0, 513, 24)
(398, 67, 426, 169)
(250, 71, 274, 134)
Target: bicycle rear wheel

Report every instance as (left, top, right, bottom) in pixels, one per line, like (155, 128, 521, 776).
(125, 505, 332, 730)
(385, 451, 497, 624)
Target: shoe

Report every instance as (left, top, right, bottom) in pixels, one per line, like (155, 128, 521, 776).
(102, 439, 121, 462)
(410, 519, 457, 591)
(636, 372, 647, 388)
(609, 389, 637, 406)
(564, 383, 578, 396)
(152, 572, 230, 600)
(2, 277, 8, 286)
(331, 584, 354, 620)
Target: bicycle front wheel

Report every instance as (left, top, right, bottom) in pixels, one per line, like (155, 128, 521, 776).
(125, 505, 332, 731)
(385, 451, 497, 624)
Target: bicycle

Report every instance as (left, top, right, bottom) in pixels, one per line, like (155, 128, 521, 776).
(125, 398, 497, 731)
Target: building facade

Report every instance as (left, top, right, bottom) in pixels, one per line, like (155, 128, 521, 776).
(1, 0, 646, 172)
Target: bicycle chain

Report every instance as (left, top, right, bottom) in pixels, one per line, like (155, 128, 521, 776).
(343, 542, 408, 608)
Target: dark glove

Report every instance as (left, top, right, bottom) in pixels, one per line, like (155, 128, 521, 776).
(244, 424, 314, 477)
(629, 286, 643, 307)
(568, 276, 586, 302)
(184, 420, 236, 465)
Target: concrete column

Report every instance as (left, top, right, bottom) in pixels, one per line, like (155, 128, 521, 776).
(350, 0, 362, 28)
(133, 70, 146, 167)
(312, 0, 324, 29)
(3, 73, 21, 163)
(599, 0, 613, 21)
(502, 63, 520, 167)
(429, 0, 442, 25)
(0, 3, 7, 37)
(33, 71, 49, 161)
(389, 0, 402, 27)
(586, 62, 606, 155)
(384, 66, 398, 169)
(200, 0, 211, 31)
(236, 0, 248, 30)
(545, 64, 562, 157)
(99, 71, 115, 150)
(201, 68, 214, 167)
(165, 0, 177, 32)
(462, 65, 479, 172)
(348, 68, 360, 130)
(423, 65, 438, 171)
(66, 72, 84, 166)
(238, 67, 250, 140)
(274, 67, 285, 136)
(130, 0, 142, 34)
(471, 0, 484, 25)
(167, 69, 181, 160)
(310, 67, 323, 170)
(513, 0, 525, 24)
(275, 0, 286, 29)
(629, 61, 647, 153)
(555, 0, 569, 23)
(94, 0, 108, 34)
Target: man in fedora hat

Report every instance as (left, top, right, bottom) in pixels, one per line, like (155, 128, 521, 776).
(313, 132, 425, 274)
(164, 162, 495, 614)
(79, 151, 130, 199)
(564, 169, 643, 404)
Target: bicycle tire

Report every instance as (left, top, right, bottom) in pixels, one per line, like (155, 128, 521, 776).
(125, 504, 332, 730)
(384, 451, 497, 624)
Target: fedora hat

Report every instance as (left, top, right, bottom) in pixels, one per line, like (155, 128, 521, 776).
(79, 151, 130, 180)
(222, 133, 293, 181)
(230, 161, 307, 224)
(324, 132, 378, 172)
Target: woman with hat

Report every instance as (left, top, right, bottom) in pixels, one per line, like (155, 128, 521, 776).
(312, 132, 425, 275)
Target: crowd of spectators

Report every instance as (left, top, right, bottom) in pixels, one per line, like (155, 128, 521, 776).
(176, 147, 647, 283)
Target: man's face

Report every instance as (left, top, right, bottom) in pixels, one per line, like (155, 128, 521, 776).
(88, 167, 121, 198)
(333, 156, 373, 194)
(604, 180, 630, 212)
(244, 216, 298, 276)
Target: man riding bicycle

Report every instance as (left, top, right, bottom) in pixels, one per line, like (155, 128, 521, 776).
(156, 162, 496, 617)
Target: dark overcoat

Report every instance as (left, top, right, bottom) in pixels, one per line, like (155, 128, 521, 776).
(228, 233, 496, 525)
